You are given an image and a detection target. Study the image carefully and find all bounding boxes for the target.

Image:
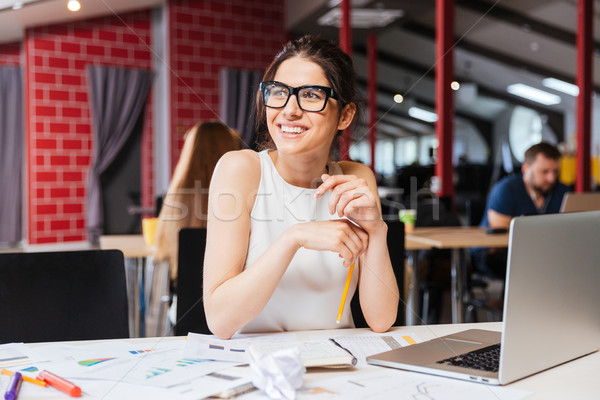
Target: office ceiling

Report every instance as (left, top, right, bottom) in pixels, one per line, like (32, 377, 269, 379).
(0, 0, 164, 42)
(287, 0, 600, 142)
(1, 0, 598, 143)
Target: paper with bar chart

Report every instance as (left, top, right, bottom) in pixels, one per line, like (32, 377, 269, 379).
(27, 340, 239, 388)
(0, 344, 35, 368)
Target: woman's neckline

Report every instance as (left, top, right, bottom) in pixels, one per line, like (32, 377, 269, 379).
(264, 150, 331, 190)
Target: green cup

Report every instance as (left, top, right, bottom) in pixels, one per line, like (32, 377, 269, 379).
(398, 209, 416, 232)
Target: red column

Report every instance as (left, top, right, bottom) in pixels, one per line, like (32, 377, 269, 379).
(576, 0, 593, 192)
(368, 34, 377, 172)
(435, 0, 455, 201)
(339, 0, 352, 160)
(339, 0, 352, 55)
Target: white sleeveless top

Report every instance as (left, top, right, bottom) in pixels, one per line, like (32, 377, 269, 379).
(239, 150, 357, 333)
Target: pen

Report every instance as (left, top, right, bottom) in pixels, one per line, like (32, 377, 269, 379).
(214, 382, 257, 399)
(336, 261, 355, 324)
(4, 371, 22, 400)
(37, 370, 81, 397)
(329, 338, 358, 366)
(1, 369, 47, 387)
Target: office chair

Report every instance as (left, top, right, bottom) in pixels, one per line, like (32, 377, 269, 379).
(174, 227, 210, 336)
(351, 220, 405, 328)
(177, 224, 405, 334)
(416, 199, 494, 323)
(0, 250, 129, 344)
(465, 198, 485, 227)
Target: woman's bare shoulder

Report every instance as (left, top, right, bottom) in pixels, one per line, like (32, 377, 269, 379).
(338, 160, 375, 181)
(215, 150, 259, 174)
(219, 149, 260, 167)
(212, 149, 261, 190)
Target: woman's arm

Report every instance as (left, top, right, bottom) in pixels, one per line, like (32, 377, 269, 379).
(317, 162, 399, 332)
(203, 151, 367, 339)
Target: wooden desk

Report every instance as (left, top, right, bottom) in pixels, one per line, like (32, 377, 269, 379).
(11, 323, 600, 399)
(99, 234, 153, 258)
(407, 226, 509, 249)
(405, 236, 434, 251)
(407, 227, 509, 324)
(100, 235, 154, 337)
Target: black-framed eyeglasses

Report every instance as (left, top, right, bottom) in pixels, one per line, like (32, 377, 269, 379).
(259, 81, 338, 112)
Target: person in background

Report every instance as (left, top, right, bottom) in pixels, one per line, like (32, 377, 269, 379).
(203, 35, 399, 340)
(154, 121, 241, 283)
(474, 142, 569, 279)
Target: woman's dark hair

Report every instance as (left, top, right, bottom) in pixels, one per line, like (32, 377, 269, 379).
(255, 35, 363, 151)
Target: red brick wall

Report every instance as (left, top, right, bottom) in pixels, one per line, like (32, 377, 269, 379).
(25, 11, 154, 244)
(0, 42, 21, 65)
(168, 0, 286, 170)
(5, 0, 285, 246)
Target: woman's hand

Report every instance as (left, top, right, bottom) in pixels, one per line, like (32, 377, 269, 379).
(315, 174, 383, 234)
(314, 170, 398, 332)
(290, 219, 368, 267)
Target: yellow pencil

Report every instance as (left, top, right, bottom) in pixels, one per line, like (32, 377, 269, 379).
(1, 368, 48, 387)
(336, 262, 355, 324)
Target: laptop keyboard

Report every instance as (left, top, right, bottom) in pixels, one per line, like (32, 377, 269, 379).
(437, 344, 500, 372)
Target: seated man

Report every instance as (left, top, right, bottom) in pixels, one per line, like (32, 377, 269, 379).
(473, 142, 569, 279)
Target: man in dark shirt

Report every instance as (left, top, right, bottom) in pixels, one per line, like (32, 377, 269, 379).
(475, 142, 569, 278)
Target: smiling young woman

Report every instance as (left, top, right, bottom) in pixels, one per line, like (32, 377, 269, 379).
(203, 35, 399, 339)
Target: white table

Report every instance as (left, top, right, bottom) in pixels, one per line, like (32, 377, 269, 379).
(11, 322, 600, 399)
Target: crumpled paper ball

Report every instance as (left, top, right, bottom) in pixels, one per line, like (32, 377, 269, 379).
(250, 346, 306, 400)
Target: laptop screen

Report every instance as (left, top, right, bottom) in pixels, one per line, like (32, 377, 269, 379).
(560, 192, 600, 213)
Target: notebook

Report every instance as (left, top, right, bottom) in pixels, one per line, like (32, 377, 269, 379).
(249, 339, 357, 368)
(559, 192, 600, 213)
(367, 211, 600, 385)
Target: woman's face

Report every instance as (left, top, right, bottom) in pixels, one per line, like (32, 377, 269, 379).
(266, 57, 353, 158)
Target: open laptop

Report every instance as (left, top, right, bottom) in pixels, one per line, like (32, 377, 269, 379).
(367, 211, 600, 385)
(560, 192, 600, 213)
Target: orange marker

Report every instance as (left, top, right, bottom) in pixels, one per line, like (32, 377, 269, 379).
(1, 369, 47, 387)
(336, 262, 355, 324)
(37, 370, 81, 397)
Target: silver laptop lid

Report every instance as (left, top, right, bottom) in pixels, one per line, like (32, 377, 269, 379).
(560, 192, 600, 213)
(500, 211, 600, 384)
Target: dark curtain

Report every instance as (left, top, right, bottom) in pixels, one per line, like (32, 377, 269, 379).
(0, 66, 23, 245)
(219, 68, 262, 149)
(86, 66, 153, 244)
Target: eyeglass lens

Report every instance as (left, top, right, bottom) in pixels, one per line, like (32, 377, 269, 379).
(263, 83, 329, 112)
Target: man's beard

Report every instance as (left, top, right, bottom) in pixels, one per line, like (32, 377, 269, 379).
(531, 181, 554, 197)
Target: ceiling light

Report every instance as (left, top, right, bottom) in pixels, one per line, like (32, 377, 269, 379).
(12, 2, 23, 10)
(393, 94, 404, 104)
(506, 83, 561, 106)
(318, 8, 404, 29)
(408, 107, 438, 123)
(542, 78, 579, 97)
(67, 0, 80, 12)
(451, 81, 460, 91)
(530, 42, 540, 52)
